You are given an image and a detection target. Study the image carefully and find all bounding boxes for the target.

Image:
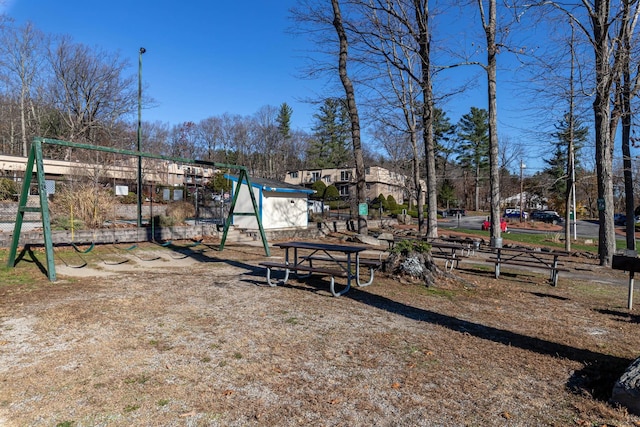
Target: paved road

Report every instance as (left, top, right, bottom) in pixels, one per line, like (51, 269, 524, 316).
(439, 214, 602, 239)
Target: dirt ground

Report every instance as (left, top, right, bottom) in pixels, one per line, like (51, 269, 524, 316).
(2, 234, 640, 426)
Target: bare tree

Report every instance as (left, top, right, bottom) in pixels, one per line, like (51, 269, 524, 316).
(612, 0, 640, 253)
(0, 21, 44, 156)
(253, 105, 280, 179)
(359, 0, 427, 231)
(331, 0, 368, 235)
(545, 0, 640, 265)
(476, 0, 502, 245)
(46, 36, 136, 146)
(197, 116, 223, 162)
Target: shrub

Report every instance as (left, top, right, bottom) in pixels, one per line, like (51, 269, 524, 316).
(0, 178, 18, 201)
(325, 184, 340, 200)
(50, 183, 116, 230)
(118, 192, 137, 204)
(154, 214, 175, 227)
(164, 201, 195, 225)
(386, 195, 398, 211)
(310, 181, 327, 200)
(390, 239, 431, 255)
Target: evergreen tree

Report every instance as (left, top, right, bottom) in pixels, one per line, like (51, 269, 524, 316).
(456, 107, 490, 211)
(307, 98, 352, 168)
(276, 102, 293, 142)
(544, 113, 588, 205)
(438, 178, 456, 209)
(434, 107, 456, 170)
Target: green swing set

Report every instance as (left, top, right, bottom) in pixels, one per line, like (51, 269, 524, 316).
(7, 137, 270, 281)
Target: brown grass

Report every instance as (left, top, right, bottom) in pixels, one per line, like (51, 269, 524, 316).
(1, 240, 639, 426)
(50, 183, 117, 230)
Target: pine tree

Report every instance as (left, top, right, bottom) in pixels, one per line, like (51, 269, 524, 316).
(544, 113, 588, 202)
(456, 107, 490, 211)
(307, 98, 352, 168)
(434, 107, 456, 170)
(276, 102, 292, 142)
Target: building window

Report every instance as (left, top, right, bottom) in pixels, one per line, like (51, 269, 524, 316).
(366, 183, 371, 190)
(290, 171, 299, 179)
(311, 171, 321, 181)
(365, 167, 370, 175)
(323, 175, 331, 183)
(339, 185, 349, 196)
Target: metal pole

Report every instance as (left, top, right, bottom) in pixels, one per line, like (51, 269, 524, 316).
(137, 47, 146, 228)
(519, 161, 525, 222)
(629, 271, 634, 310)
(571, 151, 577, 240)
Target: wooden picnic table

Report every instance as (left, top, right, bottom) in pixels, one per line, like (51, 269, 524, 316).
(488, 246, 571, 286)
(259, 241, 376, 297)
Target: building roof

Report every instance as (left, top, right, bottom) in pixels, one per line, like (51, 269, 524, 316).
(226, 175, 314, 194)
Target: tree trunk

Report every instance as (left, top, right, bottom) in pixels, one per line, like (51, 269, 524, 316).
(411, 130, 425, 232)
(622, 73, 635, 252)
(480, 0, 501, 245)
(592, 0, 616, 266)
(414, 0, 438, 239)
(331, 0, 368, 235)
(565, 23, 576, 252)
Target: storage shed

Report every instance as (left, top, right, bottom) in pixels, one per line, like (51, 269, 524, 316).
(226, 175, 315, 230)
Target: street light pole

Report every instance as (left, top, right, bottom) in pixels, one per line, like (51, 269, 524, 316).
(137, 47, 146, 228)
(519, 160, 526, 223)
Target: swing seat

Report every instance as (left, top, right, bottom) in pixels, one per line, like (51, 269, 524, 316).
(71, 242, 95, 253)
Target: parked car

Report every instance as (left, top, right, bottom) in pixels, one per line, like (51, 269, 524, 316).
(615, 213, 627, 225)
(503, 209, 528, 220)
(447, 208, 466, 216)
(530, 211, 563, 224)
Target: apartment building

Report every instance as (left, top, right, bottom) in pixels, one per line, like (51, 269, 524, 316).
(284, 166, 421, 205)
(0, 154, 215, 188)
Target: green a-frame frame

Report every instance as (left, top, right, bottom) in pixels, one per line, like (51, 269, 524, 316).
(6, 137, 270, 281)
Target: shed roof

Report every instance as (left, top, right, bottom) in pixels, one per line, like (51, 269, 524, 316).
(226, 175, 314, 194)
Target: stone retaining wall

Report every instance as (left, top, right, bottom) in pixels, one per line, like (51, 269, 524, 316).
(0, 217, 397, 248)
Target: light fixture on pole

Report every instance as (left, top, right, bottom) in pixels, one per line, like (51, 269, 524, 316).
(519, 161, 526, 223)
(137, 47, 145, 228)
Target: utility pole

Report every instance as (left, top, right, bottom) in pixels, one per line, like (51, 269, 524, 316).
(137, 47, 146, 228)
(519, 160, 526, 222)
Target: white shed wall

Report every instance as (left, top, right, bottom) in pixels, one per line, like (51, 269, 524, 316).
(232, 183, 261, 230)
(262, 192, 308, 229)
(231, 182, 309, 230)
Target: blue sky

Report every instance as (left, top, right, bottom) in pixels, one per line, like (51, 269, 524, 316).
(1, 0, 589, 174)
(4, 0, 324, 132)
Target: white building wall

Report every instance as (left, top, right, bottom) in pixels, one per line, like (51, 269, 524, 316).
(231, 182, 309, 230)
(232, 182, 261, 229)
(262, 192, 308, 229)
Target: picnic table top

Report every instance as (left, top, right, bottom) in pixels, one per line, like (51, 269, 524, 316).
(491, 246, 572, 256)
(430, 241, 468, 249)
(274, 241, 369, 253)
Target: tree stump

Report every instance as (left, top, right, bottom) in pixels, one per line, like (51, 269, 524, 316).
(382, 240, 445, 287)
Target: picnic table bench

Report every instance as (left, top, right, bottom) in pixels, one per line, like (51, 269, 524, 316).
(432, 236, 482, 255)
(300, 255, 381, 286)
(487, 246, 571, 286)
(429, 242, 469, 271)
